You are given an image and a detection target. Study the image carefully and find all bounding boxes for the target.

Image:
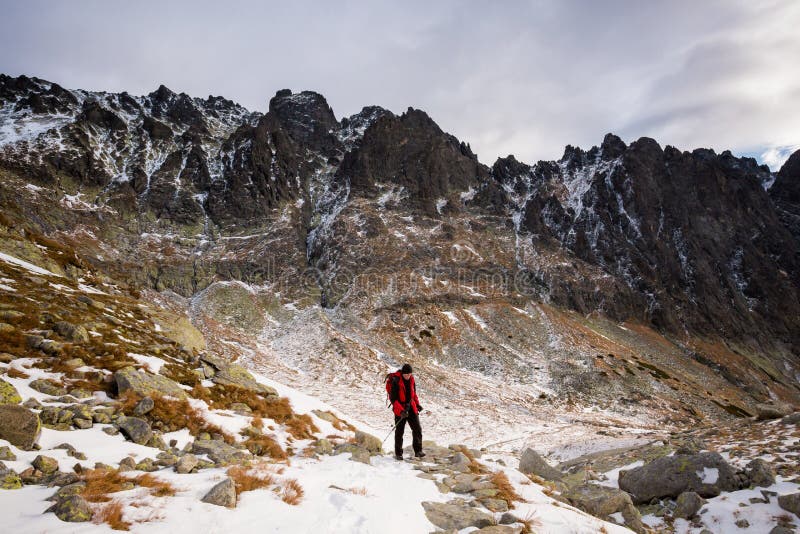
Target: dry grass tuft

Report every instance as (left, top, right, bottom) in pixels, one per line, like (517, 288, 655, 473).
(452, 445, 487, 474)
(5, 366, 29, 379)
(242, 434, 287, 461)
(134, 473, 176, 497)
(519, 510, 543, 534)
(120, 392, 234, 443)
(94, 500, 131, 531)
(489, 471, 523, 509)
(280, 478, 304, 505)
(251, 414, 264, 429)
(227, 465, 274, 497)
(80, 468, 133, 503)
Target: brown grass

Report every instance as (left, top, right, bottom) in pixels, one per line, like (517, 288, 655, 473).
(280, 478, 304, 505)
(94, 500, 131, 531)
(490, 471, 523, 509)
(134, 474, 176, 497)
(120, 392, 234, 443)
(251, 414, 264, 429)
(5, 366, 29, 379)
(519, 511, 543, 534)
(242, 434, 287, 461)
(226, 465, 274, 497)
(191, 384, 319, 440)
(80, 468, 133, 503)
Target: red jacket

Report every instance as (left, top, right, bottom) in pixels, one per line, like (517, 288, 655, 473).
(387, 371, 421, 416)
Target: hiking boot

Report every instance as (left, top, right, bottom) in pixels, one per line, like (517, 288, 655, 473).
(394, 454, 403, 461)
(415, 451, 426, 458)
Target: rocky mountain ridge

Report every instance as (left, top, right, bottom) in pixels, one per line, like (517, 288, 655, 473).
(1, 73, 800, 432)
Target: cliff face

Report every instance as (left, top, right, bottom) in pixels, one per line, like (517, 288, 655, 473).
(2, 74, 800, 424)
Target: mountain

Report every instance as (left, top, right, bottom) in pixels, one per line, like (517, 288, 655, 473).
(1, 73, 800, 441)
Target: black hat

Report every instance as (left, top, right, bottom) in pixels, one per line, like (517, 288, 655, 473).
(401, 364, 413, 374)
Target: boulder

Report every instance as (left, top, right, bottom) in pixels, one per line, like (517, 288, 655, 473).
(53, 321, 90, 343)
(201, 477, 236, 508)
(354, 430, 382, 454)
(314, 439, 334, 455)
(518, 447, 562, 480)
(0, 405, 41, 449)
(778, 492, 800, 517)
(450, 452, 472, 472)
(475, 526, 523, 534)
(175, 454, 199, 474)
(47, 482, 86, 501)
(117, 416, 153, 445)
(114, 366, 187, 399)
(618, 452, 742, 503)
(191, 439, 251, 465)
(48, 495, 93, 522)
(211, 364, 277, 396)
(32, 455, 59, 475)
(782, 412, 800, 425)
(745, 459, 776, 488)
(0, 467, 22, 490)
(421, 501, 494, 530)
(349, 447, 371, 465)
(673, 491, 705, 519)
(118, 457, 136, 472)
(0, 378, 21, 404)
(756, 402, 793, 420)
(133, 397, 155, 416)
(565, 483, 645, 534)
(29, 379, 67, 396)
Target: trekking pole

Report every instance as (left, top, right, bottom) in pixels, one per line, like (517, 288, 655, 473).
(381, 414, 406, 446)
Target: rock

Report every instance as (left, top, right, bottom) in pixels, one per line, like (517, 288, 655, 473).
(0, 405, 41, 449)
(0, 446, 16, 461)
(499, 512, 520, 524)
(53, 321, 90, 343)
(72, 418, 92, 429)
(349, 447, 371, 465)
(565, 484, 645, 534)
(0, 352, 17, 363)
(191, 439, 251, 465)
(518, 448, 562, 480)
(32, 455, 59, 475)
(133, 396, 155, 416)
(48, 495, 93, 522)
(0, 467, 23, 489)
(47, 482, 86, 501)
(618, 452, 742, 503)
(29, 379, 67, 396)
(22, 398, 42, 410)
(0, 378, 21, 404)
(782, 412, 800, 425)
(0, 323, 15, 334)
(745, 459, 776, 488)
(114, 366, 187, 399)
(778, 492, 800, 517)
(475, 525, 523, 534)
(175, 453, 199, 474)
(735, 519, 750, 528)
(117, 416, 153, 445)
(756, 402, 793, 420)
(770, 526, 796, 534)
(480, 497, 508, 512)
(0, 310, 23, 321)
(675, 438, 706, 455)
(421, 501, 494, 530)
(354, 430, 382, 454)
(228, 402, 252, 414)
(118, 457, 136, 472)
(63, 358, 85, 369)
(211, 364, 277, 396)
(314, 439, 334, 455)
(201, 477, 237, 508)
(102, 427, 119, 436)
(674, 491, 705, 519)
(39, 340, 64, 355)
(450, 452, 472, 472)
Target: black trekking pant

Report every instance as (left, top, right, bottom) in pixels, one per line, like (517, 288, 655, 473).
(394, 411, 422, 457)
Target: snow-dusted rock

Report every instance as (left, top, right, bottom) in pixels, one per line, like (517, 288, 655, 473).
(745, 458, 776, 488)
(673, 491, 705, 519)
(618, 452, 742, 503)
(421, 501, 494, 530)
(565, 483, 645, 534)
(114, 366, 187, 399)
(778, 492, 800, 518)
(191, 439, 250, 465)
(201, 477, 237, 508)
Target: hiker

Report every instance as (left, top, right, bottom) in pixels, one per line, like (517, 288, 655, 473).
(386, 363, 425, 460)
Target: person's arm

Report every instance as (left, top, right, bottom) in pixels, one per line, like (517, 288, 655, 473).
(412, 380, 422, 411)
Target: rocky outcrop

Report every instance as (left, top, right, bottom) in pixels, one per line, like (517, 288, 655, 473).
(114, 366, 187, 399)
(0, 405, 41, 450)
(618, 452, 743, 503)
(518, 448, 563, 481)
(771, 149, 800, 243)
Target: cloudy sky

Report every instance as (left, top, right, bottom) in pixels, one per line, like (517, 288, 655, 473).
(1, 0, 798, 168)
